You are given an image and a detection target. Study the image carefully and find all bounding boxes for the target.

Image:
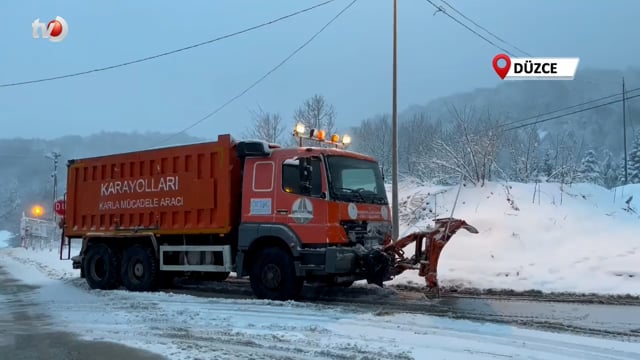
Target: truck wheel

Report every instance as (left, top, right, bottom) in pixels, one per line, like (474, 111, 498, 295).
(83, 244, 120, 290)
(120, 245, 158, 292)
(250, 247, 303, 301)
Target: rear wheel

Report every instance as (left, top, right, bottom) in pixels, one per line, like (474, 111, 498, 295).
(120, 245, 159, 292)
(250, 247, 303, 301)
(83, 244, 120, 290)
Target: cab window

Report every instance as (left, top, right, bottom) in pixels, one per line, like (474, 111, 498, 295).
(282, 157, 323, 197)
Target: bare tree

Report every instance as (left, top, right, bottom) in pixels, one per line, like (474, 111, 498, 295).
(506, 125, 542, 182)
(243, 106, 285, 144)
(352, 114, 392, 172)
(431, 106, 501, 186)
(399, 114, 445, 183)
(546, 131, 580, 185)
(294, 94, 336, 134)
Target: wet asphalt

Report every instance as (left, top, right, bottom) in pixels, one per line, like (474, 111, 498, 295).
(0, 267, 166, 360)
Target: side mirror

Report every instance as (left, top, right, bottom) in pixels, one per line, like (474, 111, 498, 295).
(299, 158, 312, 195)
(380, 165, 385, 182)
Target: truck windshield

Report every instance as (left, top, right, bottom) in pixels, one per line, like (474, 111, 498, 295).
(326, 155, 388, 205)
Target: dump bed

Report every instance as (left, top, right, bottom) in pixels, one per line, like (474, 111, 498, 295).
(64, 134, 242, 238)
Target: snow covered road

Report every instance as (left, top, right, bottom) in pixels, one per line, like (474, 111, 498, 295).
(1, 247, 639, 360)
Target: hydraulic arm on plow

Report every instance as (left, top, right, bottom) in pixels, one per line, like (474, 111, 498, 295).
(383, 217, 479, 296)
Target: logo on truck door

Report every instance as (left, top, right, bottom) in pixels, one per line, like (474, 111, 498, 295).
(348, 203, 358, 220)
(290, 198, 313, 224)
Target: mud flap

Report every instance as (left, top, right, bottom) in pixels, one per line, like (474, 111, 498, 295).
(72, 255, 84, 278)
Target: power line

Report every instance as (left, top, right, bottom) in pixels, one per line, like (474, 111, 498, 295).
(0, 0, 336, 88)
(502, 93, 640, 132)
(494, 87, 640, 130)
(439, 0, 531, 57)
(0, 153, 51, 158)
(154, 0, 359, 147)
(424, 0, 517, 57)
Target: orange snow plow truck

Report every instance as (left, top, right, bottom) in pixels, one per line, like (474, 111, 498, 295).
(60, 129, 477, 300)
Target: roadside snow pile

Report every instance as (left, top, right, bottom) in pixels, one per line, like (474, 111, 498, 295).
(0, 230, 12, 248)
(1, 243, 82, 281)
(389, 181, 640, 296)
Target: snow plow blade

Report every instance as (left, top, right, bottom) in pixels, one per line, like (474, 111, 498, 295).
(383, 217, 478, 296)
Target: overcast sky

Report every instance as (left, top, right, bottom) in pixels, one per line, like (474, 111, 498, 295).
(1, 0, 638, 140)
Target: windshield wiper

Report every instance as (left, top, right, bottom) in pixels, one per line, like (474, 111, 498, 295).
(335, 187, 366, 202)
(354, 189, 388, 205)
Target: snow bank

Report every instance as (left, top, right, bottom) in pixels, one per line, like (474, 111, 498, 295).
(0, 230, 12, 248)
(1, 245, 82, 282)
(388, 181, 640, 296)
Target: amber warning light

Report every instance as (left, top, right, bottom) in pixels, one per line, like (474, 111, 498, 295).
(492, 54, 579, 80)
(293, 123, 351, 148)
(30, 205, 45, 218)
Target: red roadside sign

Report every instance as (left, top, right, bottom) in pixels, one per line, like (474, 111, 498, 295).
(54, 199, 65, 217)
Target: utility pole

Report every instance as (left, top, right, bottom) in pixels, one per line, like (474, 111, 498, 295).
(623, 77, 628, 185)
(391, 0, 399, 242)
(46, 151, 61, 220)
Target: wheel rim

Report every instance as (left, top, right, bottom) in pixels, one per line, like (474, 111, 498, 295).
(262, 263, 282, 289)
(129, 258, 145, 282)
(134, 262, 144, 277)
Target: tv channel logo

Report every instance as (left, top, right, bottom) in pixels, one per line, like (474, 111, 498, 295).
(32, 16, 68, 42)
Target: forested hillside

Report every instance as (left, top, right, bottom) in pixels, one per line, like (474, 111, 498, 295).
(349, 68, 640, 187)
(0, 132, 202, 234)
(2, 68, 640, 235)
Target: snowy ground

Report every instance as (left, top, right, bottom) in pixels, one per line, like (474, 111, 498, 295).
(388, 181, 640, 296)
(0, 230, 11, 248)
(1, 243, 639, 360)
(1, 182, 640, 359)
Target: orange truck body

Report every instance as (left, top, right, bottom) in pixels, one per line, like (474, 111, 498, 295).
(65, 135, 241, 237)
(63, 134, 393, 300)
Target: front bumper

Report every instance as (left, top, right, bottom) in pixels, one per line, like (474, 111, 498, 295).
(324, 247, 357, 273)
(299, 246, 392, 285)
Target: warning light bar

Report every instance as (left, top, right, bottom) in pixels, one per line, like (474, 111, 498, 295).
(293, 123, 351, 148)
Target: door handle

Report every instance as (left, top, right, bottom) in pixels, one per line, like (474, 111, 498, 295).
(276, 209, 289, 214)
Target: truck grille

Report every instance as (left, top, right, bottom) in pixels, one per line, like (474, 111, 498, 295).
(340, 221, 391, 249)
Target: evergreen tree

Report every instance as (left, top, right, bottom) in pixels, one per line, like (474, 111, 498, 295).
(628, 131, 640, 184)
(577, 149, 602, 185)
(618, 154, 629, 185)
(600, 149, 620, 188)
(541, 149, 553, 178)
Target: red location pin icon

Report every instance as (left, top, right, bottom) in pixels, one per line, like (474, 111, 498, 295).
(492, 54, 511, 79)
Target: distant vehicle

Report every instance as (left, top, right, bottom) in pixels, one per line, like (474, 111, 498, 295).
(20, 212, 57, 251)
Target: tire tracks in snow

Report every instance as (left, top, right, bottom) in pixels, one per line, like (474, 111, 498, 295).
(0, 250, 414, 360)
(2, 248, 640, 358)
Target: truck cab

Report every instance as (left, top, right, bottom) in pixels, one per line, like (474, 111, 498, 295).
(234, 133, 393, 300)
